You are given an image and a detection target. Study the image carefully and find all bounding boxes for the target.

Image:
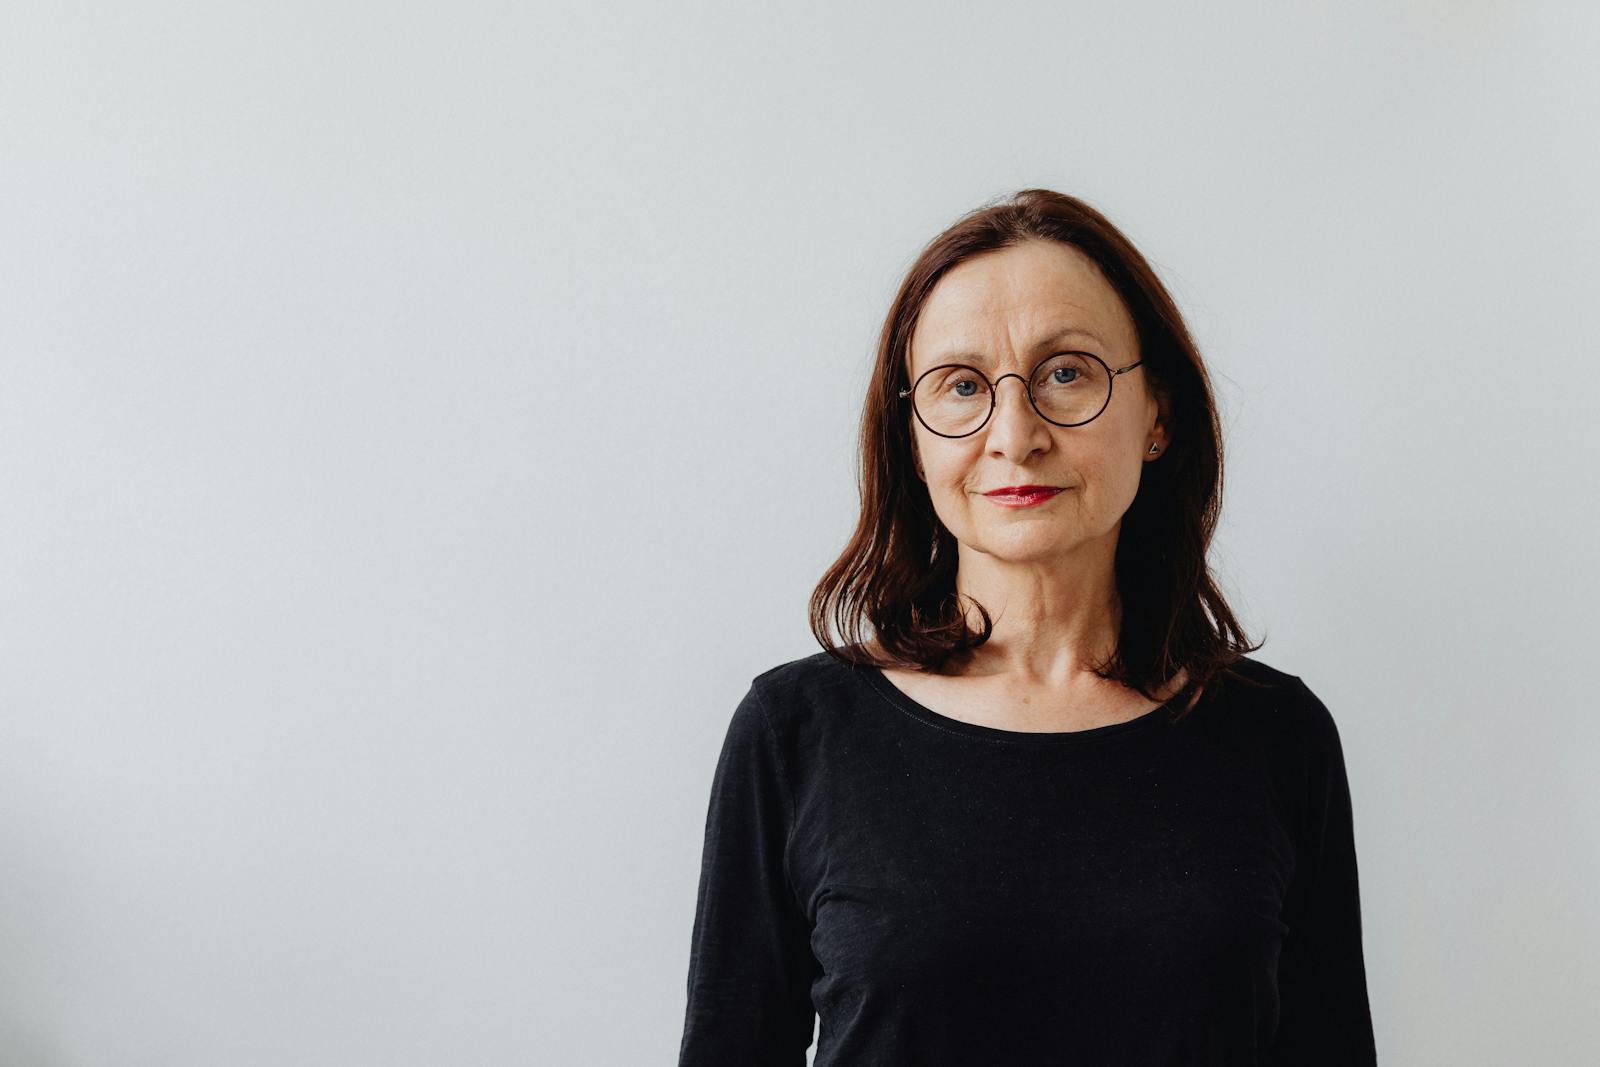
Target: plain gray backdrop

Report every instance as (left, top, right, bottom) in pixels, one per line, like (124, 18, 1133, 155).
(3, 2, 1598, 1064)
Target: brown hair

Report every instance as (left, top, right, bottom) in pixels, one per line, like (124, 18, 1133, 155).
(808, 188, 1266, 715)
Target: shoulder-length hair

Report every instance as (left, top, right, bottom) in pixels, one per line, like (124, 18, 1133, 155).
(809, 188, 1265, 711)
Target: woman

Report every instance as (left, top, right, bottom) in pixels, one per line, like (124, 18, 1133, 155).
(677, 189, 1377, 1065)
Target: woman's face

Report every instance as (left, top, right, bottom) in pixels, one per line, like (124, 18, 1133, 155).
(906, 239, 1168, 568)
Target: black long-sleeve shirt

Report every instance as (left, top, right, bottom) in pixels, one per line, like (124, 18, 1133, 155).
(678, 651, 1377, 1065)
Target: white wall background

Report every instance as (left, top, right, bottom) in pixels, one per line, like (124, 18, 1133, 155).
(3, 2, 1597, 1063)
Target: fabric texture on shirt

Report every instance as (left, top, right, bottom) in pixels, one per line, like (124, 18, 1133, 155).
(677, 651, 1377, 1066)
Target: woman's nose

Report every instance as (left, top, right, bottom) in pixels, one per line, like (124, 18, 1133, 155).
(985, 375, 1036, 425)
(985, 376, 1051, 447)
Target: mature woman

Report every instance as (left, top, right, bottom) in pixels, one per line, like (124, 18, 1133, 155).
(677, 189, 1377, 1065)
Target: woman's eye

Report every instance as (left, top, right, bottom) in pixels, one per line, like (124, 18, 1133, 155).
(1051, 367, 1079, 384)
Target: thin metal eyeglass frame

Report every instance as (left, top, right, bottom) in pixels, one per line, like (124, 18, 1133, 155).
(898, 351, 1146, 438)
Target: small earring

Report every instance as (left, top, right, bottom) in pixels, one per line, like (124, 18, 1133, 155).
(1148, 443, 1160, 455)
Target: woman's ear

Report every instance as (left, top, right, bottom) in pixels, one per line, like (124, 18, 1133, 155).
(1145, 381, 1174, 460)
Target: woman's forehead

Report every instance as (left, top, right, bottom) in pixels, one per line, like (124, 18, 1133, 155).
(910, 243, 1136, 371)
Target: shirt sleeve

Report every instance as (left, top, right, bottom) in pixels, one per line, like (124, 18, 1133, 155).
(678, 683, 818, 1066)
(1267, 676, 1379, 1065)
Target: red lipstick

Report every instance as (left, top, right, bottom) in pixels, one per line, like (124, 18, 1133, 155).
(983, 485, 1065, 508)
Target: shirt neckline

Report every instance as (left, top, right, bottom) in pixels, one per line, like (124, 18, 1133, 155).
(857, 663, 1181, 746)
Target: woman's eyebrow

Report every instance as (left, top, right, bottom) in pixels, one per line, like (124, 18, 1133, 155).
(929, 326, 1108, 365)
(1036, 326, 1107, 349)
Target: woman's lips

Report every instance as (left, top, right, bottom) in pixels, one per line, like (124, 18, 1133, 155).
(983, 488, 1065, 508)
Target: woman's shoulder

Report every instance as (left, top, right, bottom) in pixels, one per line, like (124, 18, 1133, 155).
(1194, 654, 1348, 758)
(713, 650, 869, 782)
(728, 645, 899, 745)
(745, 647, 864, 714)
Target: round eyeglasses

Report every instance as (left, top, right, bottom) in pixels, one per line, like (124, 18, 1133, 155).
(899, 351, 1145, 438)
